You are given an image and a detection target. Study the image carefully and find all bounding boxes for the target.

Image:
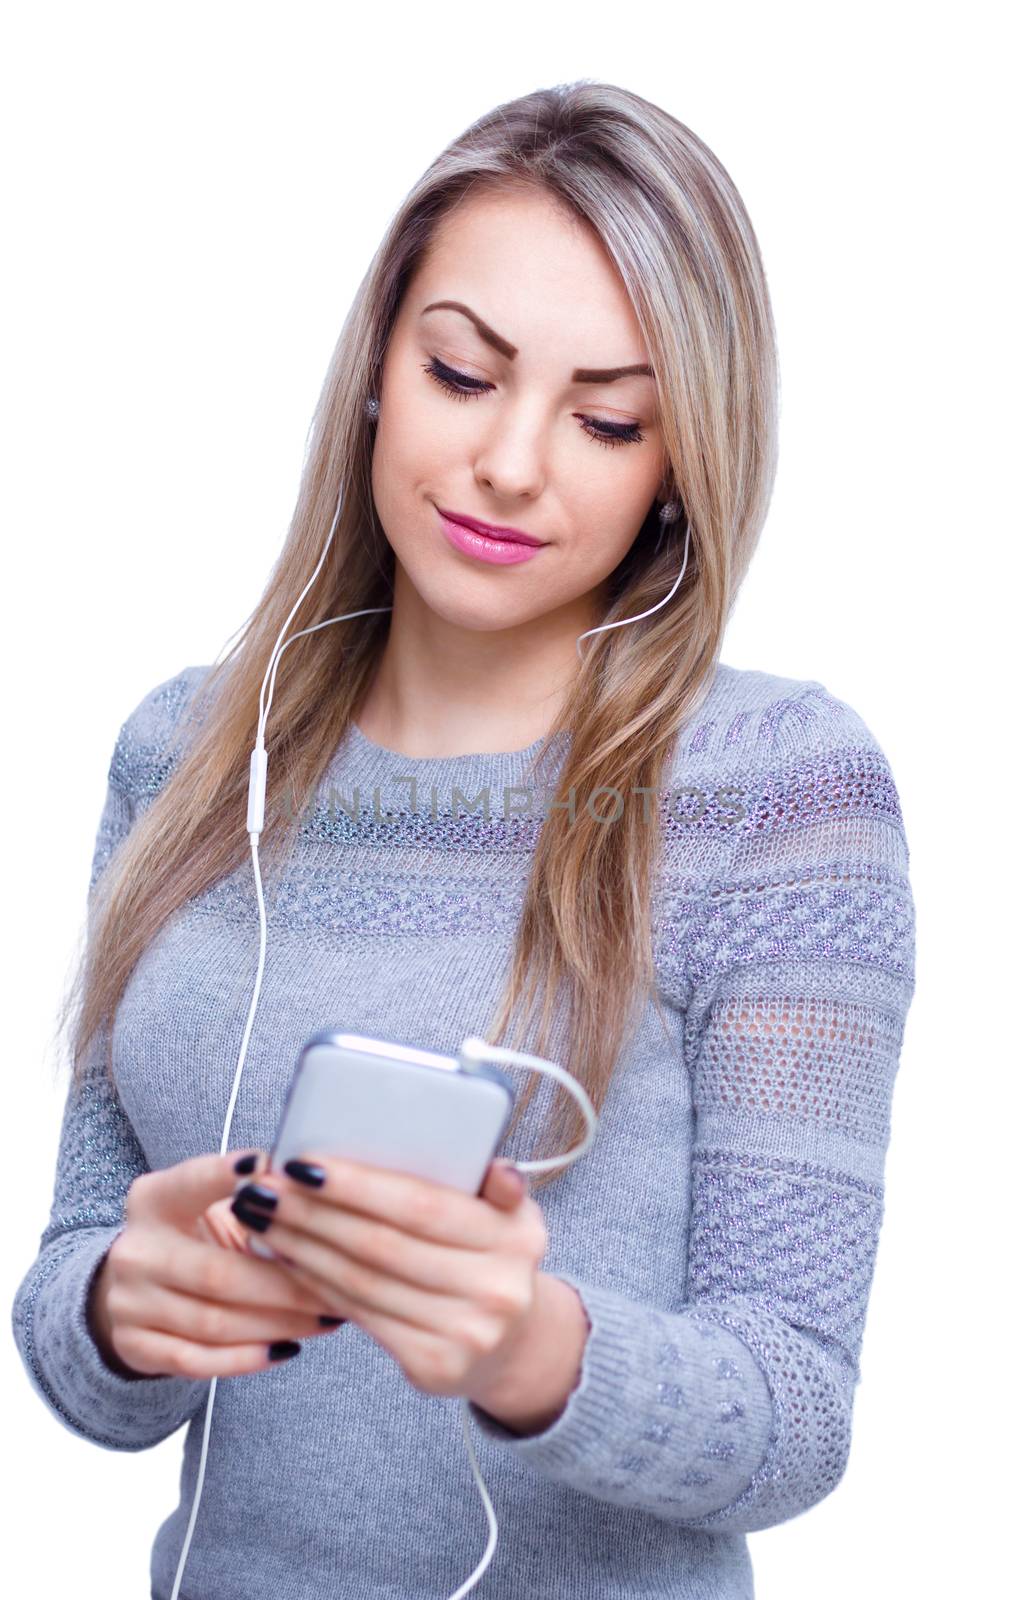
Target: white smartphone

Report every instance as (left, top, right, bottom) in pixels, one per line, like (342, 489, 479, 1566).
(265, 1029, 517, 1197)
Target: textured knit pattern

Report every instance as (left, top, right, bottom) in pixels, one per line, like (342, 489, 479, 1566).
(11, 660, 916, 1600)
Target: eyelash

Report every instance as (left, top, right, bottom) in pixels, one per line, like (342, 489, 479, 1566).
(421, 357, 646, 449)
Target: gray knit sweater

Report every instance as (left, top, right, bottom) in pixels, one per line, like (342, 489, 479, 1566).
(11, 660, 916, 1599)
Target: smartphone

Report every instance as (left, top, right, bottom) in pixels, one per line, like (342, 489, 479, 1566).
(266, 1029, 517, 1197)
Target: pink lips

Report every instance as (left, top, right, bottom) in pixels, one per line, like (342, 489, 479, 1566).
(436, 506, 547, 566)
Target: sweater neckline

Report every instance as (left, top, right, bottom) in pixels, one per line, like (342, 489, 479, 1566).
(323, 718, 573, 810)
(346, 719, 555, 765)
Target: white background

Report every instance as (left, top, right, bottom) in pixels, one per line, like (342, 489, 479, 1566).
(3, 3, 1016, 1595)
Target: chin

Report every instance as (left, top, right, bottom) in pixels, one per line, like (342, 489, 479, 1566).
(415, 579, 535, 634)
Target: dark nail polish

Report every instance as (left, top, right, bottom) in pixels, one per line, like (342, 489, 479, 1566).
(268, 1340, 302, 1361)
(233, 1152, 259, 1175)
(318, 1315, 346, 1327)
(235, 1182, 278, 1211)
(284, 1159, 326, 1188)
(230, 1198, 273, 1232)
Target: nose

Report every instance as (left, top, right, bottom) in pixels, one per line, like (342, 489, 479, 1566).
(472, 398, 549, 503)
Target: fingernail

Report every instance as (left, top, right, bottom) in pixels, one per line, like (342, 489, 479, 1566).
(235, 1183, 278, 1212)
(233, 1152, 259, 1175)
(284, 1159, 326, 1188)
(318, 1316, 346, 1327)
(231, 1198, 273, 1232)
(501, 1160, 527, 1196)
(268, 1340, 302, 1362)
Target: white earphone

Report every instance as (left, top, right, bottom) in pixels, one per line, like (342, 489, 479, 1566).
(169, 460, 691, 1600)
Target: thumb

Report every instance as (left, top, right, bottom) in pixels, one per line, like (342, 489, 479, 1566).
(482, 1158, 528, 1209)
(128, 1150, 260, 1227)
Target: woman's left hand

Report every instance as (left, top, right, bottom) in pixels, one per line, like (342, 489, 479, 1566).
(230, 1154, 549, 1400)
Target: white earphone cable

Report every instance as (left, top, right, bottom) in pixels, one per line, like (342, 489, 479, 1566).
(575, 519, 691, 661)
(170, 483, 689, 1600)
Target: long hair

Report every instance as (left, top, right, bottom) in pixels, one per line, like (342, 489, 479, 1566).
(64, 80, 779, 1193)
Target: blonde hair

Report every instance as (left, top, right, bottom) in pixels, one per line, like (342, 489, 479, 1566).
(66, 80, 779, 1194)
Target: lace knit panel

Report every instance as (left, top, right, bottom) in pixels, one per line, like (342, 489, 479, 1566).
(668, 692, 915, 1531)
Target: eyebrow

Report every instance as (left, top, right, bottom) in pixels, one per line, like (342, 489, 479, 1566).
(420, 300, 654, 384)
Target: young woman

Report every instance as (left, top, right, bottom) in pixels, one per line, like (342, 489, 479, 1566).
(12, 81, 916, 1600)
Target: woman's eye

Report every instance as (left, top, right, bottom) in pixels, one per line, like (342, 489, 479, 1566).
(422, 356, 491, 402)
(421, 357, 645, 450)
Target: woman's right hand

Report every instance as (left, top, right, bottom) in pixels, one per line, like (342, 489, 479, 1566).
(86, 1152, 346, 1380)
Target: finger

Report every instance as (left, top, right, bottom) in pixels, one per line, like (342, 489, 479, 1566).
(134, 1225, 345, 1318)
(249, 1163, 542, 1281)
(238, 1194, 502, 1297)
(119, 1281, 345, 1345)
(271, 1257, 481, 1391)
(268, 1154, 504, 1250)
(481, 1159, 528, 1209)
(112, 1324, 311, 1381)
(274, 1249, 443, 1333)
(248, 1214, 529, 1333)
(201, 1196, 253, 1253)
(127, 1152, 258, 1228)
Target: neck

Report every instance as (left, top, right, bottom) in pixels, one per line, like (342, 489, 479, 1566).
(354, 564, 602, 759)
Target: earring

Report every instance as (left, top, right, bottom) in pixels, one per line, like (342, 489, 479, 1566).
(658, 500, 681, 523)
(365, 396, 380, 419)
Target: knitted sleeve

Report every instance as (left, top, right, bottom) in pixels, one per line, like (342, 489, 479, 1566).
(468, 682, 916, 1533)
(10, 670, 213, 1450)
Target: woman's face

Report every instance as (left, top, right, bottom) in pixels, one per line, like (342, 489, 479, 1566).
(370, 186, 669, 641)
